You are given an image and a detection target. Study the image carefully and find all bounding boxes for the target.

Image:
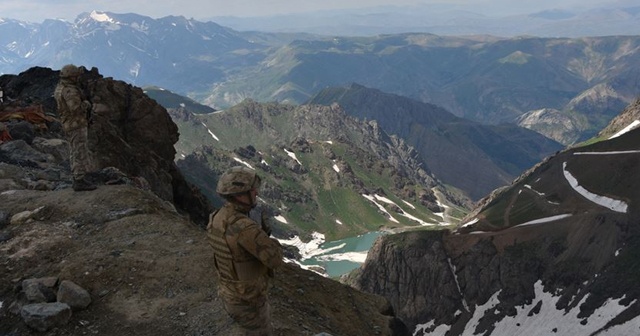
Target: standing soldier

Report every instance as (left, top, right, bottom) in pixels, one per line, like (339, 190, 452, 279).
(207, 166, 284, 335)
(54, 64, 96, 191)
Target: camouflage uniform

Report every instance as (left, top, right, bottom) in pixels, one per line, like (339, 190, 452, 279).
(54, 64, 95, 191)
(207, 167, 284, 335)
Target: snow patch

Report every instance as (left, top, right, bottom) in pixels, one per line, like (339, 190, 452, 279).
(207, 129, 219, 141)
(90, 11, 114, 23)
(461, 217, 479, 228)
(283, 148, 301, 165)
(525, 184, 546, 196)
(513, 214, 572, 228)
(362, 194, 399, 223)
(277, 232, 325, 259)
(563, 162, 628, 213)
(402, 200, 416, 209)
(574, 150, 640, 155)
(233, 157, 254, 169)
(274, 215, 287, 224)
(608, 120, 640, 139)
(415, 281, 640, 336)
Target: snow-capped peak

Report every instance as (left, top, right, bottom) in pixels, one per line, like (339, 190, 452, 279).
(90, 10, 115, 23)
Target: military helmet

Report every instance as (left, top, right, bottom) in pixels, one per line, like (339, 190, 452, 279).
(60, 64, 82, 78)
(216, 166, 261, 196)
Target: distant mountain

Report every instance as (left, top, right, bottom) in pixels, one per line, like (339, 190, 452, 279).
(308, 84, 564, 201)
(2, 11, 638, 144)
(0, 11, 265, 92)
(143, 86, 216, 114)
(203, 33, 640, 145)
(209, 4, 640, 37)
(347, 98, 640, 335)
(516, 83, 630, 145)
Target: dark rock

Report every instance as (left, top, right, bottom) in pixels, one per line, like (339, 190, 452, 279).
(57, 280, 91, 310)
(0, 140, 49, 167)
(23, 281, 56, 303)
(0, 210, 9, 228)
(21, 302, 72, 332)
(7, 121, 35, 145)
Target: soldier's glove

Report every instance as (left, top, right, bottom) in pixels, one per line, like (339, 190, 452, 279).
(260, 209, 272, 236)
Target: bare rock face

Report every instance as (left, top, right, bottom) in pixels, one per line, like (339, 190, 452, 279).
(81, 67, 179, 201)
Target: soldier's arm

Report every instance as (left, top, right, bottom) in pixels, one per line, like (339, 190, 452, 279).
(237, 220, 285, 270)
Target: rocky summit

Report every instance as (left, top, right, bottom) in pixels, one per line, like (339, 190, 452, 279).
(0, 67, 408, 335)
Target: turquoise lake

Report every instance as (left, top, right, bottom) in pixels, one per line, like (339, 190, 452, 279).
(300, 231, 387, 278)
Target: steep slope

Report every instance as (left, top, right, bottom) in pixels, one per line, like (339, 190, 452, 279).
(171, 99, 469, 241)
(0, 179, 407, 336)
(347, 116, 640, 334)
(597, 96, 640, 141)
(308, 84, 564, 201)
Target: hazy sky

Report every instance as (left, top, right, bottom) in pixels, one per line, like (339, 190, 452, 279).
(0, 0, 628, 23)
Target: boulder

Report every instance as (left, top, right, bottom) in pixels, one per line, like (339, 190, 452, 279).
(56, 280, 91, 310)
(21, 302, 72, 331)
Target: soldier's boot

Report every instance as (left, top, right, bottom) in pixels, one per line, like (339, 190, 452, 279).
(73, 177, 97, 192)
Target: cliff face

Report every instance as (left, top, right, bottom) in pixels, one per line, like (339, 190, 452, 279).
(349, 125, 640, 335)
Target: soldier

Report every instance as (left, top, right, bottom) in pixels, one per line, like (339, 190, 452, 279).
(54, 64, 96, 191)
(207, 166, 284, 335)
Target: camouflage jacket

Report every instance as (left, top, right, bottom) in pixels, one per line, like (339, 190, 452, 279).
(54, 79, 90, 132)
(207, 202, 284, 284)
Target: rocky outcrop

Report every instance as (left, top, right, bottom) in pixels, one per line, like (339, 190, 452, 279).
(0, 66, 213, 226)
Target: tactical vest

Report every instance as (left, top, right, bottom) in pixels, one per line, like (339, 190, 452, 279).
(207, 209, 268, 282)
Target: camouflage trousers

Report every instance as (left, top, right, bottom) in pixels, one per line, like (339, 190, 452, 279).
(66, 126, 93, 180)
(218, 277, 274, 336)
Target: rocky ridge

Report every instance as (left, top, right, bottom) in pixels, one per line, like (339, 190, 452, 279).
(171, 99, 467, 241)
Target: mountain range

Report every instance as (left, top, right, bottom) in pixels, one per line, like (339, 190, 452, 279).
(0, 62, 639, 335)
(0, 7, 639, 335)
(209, 3, 640, 37)
(1, 11, 639, 145)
